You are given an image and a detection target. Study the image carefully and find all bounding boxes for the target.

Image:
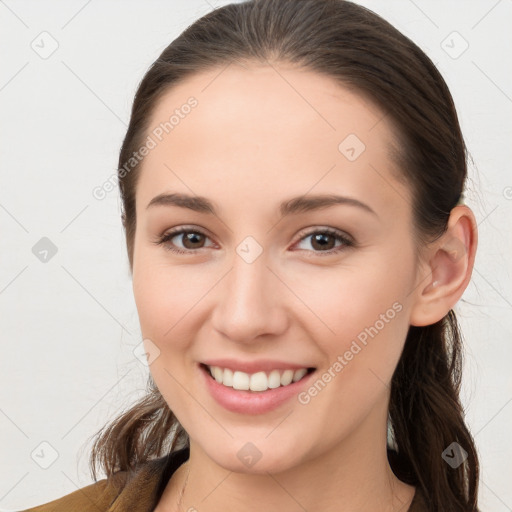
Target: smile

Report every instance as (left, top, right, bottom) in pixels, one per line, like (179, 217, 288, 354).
(202, 364, 315, 392)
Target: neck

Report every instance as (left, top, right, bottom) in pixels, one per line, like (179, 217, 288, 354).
(160, 407, 415, 512)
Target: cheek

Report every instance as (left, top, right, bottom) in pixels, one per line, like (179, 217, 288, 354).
(288, 248, 415, 389)
(133, 258, 203, 409)
(132, 254, 209, 342)
(290, 268, 411, 443)
(290, 259, 411, 342)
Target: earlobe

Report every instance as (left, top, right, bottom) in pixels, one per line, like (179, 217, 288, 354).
(409, 205, 478, 327)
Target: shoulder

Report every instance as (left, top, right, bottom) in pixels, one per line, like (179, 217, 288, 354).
(18, 470, 128, 512)
(18, 458, 164, 512)
(18, 448, 189, 512)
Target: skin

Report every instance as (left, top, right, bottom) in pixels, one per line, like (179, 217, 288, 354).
(130, 62, 477, 511)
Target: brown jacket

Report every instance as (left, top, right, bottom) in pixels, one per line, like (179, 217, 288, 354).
(20, 447, 427, 511)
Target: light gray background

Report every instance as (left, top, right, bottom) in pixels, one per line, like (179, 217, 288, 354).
(1, 0, 510, 510)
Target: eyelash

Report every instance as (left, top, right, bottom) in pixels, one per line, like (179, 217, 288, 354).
(153, 226, 355, 256)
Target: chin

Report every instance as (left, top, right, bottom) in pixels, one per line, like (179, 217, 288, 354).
(201, 439, 305, 475)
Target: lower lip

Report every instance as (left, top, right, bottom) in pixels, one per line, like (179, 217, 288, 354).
(199, 364, 315, 415)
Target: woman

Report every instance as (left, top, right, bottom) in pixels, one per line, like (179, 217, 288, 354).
(22, 0, 480, 510)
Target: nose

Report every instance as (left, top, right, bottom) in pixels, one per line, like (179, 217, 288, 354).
(211, 249, 288, 344)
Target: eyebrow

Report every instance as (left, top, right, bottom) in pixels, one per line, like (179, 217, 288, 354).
(146, 192, 377, 217)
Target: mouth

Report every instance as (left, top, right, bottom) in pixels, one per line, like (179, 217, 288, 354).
(200, 363, 316, 393)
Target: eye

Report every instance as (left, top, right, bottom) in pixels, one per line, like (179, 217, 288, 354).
(154, 227, 214, 254)
(293, 227, 354, 256)
(154, 226, 355, 256)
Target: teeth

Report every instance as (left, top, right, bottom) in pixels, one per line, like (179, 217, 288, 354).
(223, 368, 233, 387)
(207, 365, 311, 392)
(268, 369, 281, 389)
(212, 366, 223, 383)
(232, 371, 250, 390)
(292, 368, 307, 382)
(249, 371, 267, 391)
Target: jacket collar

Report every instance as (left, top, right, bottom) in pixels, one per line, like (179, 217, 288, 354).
(107, 446, 190, 512)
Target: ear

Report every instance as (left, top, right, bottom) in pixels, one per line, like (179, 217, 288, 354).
(409, 205, 478, 327)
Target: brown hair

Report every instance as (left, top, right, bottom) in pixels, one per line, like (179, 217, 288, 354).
(88, 1, 480, 510)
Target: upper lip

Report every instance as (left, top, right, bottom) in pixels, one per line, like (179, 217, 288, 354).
(201, 358, 315, 374)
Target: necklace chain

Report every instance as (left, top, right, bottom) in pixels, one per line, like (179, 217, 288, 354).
(176, 462, 190, 512)
(172, 461, 413, 511)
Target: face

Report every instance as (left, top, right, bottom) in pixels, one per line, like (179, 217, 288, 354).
(131, 62, 422, 473)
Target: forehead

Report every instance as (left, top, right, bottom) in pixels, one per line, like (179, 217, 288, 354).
(136, 63, 411, 220)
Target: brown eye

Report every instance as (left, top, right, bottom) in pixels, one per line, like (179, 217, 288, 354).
(310, 232, 337, 251)
(156, 228, 214, 254)
(179, 231, 207, 249)
(294, 228, 354, 255)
